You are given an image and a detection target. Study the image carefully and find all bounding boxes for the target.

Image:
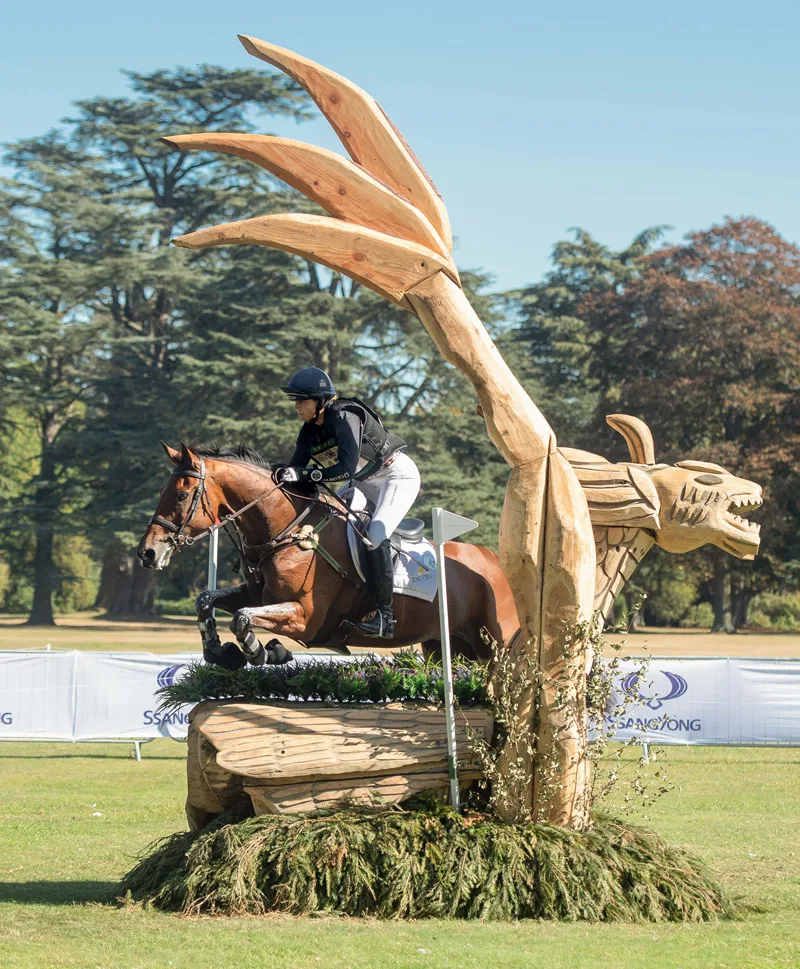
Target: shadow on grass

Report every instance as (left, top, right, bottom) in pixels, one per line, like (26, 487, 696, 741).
(0, 752, 182, 760)
(0, 880, 117, 905)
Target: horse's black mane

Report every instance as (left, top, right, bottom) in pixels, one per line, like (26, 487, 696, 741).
(189, 442, 272, 470)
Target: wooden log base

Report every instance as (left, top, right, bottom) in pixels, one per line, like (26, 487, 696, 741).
(190, 700, 492, 782)
(186, 701, 494, 821)
(244, 768, 483, 815)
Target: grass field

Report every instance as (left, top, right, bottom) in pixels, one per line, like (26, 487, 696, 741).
(1, 615, 798, 966)
(0, 742, 798, 969)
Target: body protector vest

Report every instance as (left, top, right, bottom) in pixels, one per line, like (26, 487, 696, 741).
(327, 397, 406, 480)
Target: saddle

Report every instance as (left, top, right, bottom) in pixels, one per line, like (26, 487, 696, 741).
(343, 486, 425, 579)
(305, 487, 431, 653)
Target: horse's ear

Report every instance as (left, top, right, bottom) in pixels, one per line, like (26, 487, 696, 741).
(179, 441, 202, 472)
(161, 442, 182, 465)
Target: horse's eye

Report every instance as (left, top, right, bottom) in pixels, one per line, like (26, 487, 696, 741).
(177, 491, 190, 501)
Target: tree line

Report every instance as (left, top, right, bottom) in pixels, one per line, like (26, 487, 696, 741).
(1, 65, 798, 632)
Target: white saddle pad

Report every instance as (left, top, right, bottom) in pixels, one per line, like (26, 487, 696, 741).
(345, 489, 438, 603)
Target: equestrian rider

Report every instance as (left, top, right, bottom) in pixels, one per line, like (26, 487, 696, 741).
(277, 367, 421, 639)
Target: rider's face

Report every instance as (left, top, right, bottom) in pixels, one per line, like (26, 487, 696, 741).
(295, 398, 318, 422)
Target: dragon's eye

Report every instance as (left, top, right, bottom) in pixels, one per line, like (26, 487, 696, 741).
(695, 474, 723, 486)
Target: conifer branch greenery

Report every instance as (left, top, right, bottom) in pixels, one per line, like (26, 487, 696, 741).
(120, 805, 738, 921)
(157, 651, 489, 710)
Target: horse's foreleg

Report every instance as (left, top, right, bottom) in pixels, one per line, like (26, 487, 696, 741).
(230, 602, 304, 666)
(195, 585, 253, 668)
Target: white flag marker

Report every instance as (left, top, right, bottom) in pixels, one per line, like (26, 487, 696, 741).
(432, 508, 479, 810)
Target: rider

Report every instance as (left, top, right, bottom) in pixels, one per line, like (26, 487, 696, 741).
(278, 367, 420, 638)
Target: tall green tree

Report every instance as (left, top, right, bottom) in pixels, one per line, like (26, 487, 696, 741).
(60, 65, 312, 613)
(0, 138, 112, 623)
(510, 227, 666, 447)
(582, 217, 800, 630)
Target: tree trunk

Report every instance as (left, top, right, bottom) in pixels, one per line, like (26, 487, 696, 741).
(732, 575, 751, 630)
(711, 550, 735, 634)
(95, 541, 157, 616)
(27, 427, 58, 626)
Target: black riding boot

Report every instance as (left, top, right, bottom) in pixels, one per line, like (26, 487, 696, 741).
(355, 539, 396, 639)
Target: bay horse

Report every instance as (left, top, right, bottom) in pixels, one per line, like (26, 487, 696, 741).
(137, 443, 519, 668)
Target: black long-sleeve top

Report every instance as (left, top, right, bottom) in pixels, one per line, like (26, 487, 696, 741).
(288, 408, 364, 483)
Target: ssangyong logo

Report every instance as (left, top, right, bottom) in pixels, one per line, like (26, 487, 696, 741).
(621, 670, 688, 710)
(157, 664, 187, 689)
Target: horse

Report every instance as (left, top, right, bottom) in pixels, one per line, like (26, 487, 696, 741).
(137, 442, 520, 668)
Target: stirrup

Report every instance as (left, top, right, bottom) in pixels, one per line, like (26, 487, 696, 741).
(355, 611, 395, 639)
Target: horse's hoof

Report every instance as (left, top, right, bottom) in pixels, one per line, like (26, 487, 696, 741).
(230, 611, 250, 639)
(264, 639, 293, 665)
(205, 641, 248, 670)
(195, 589, 216, 618)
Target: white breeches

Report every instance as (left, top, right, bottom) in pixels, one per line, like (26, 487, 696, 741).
(357, 452, 421, 548)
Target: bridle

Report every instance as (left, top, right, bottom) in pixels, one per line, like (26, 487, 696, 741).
(148, 458, 213, 549)
(146, 458, 369, 588)
(148, 458, 285, 551)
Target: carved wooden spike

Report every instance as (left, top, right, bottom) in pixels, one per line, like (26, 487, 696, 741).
(161, 133, 453, 263)
(606, 414, 656, 465)
(173, 213, 455, 306)
(406, 272, 556, 463)
(237, 35, 453, 252)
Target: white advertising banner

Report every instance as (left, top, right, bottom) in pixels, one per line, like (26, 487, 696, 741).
(0, 650, 77, 740)
(0, 651, 200, 743)
(73, 653, 201, 741)
(1, 651, 798, 747)
(609, 658, 800, 746)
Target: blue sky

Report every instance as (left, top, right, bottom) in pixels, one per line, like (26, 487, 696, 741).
(3, 0, 798, 291)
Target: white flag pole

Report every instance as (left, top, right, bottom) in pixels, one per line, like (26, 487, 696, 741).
(432, 507, 479, 811)
(207, 528, 219, 616)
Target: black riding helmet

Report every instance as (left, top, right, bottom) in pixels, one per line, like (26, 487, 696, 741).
(281, 367, 336, 401)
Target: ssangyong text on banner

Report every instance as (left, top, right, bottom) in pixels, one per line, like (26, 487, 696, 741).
(608, 658, 800, 745)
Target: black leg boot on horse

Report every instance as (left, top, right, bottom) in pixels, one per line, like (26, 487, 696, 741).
(355, 539, 396, 639)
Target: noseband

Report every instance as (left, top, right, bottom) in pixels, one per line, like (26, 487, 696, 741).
(148, 458, 292, 551)
(148, 458, 210, 548)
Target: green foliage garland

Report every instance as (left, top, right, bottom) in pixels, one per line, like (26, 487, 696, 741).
(120, 804, 737, 921)
(158, 651, 489, 710)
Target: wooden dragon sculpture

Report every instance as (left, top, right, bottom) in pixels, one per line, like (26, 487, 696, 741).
(562, 414, 762, 623)
(162, 37, 762, 828)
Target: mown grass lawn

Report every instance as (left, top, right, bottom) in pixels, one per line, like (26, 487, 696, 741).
(0, 742, 798, 969)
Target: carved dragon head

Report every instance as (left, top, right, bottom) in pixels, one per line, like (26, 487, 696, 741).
(562, 414, 763, 560)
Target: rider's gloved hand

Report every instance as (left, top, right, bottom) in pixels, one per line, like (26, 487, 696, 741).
(278, 467, 323, 484)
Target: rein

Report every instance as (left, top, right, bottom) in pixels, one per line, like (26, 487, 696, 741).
(148, 459, 363, 587)
(148, 458, 284, 550)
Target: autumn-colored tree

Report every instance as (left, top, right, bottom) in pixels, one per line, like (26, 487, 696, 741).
(582, 217, 800, 630)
